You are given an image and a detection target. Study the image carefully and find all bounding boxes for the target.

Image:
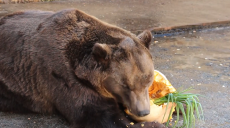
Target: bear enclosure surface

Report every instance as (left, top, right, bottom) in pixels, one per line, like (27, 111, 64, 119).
(0, 0, 230, 128)
(1, 0, 230, 32)
(151, 28, 230, 128)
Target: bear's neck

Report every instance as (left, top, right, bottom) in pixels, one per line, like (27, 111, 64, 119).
(74, 59, 114, 98)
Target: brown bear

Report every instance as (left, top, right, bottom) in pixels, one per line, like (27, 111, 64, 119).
(0, 9, 166, 128)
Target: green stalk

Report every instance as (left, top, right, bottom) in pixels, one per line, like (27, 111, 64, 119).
(177, 102, 187, 128)
(153, 88, 204, 128)
(162, 93, 171, 124)
(172, 105, 180, 127)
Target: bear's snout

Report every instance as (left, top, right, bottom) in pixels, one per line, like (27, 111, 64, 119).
(135, 99, 150, 117)
(129, 90, 150, 117)
(137, 110, 150, 117)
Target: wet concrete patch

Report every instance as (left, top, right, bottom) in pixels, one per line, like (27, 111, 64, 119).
(151, 22, 230, 38)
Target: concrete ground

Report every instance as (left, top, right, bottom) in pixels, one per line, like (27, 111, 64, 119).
(1, 0, 230, 32)
(0, 0, 230, 128)
(151, 28, 230, 128)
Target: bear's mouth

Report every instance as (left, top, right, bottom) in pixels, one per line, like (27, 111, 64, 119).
(122, 103, 151, 117)
(119, 104, 133, 116)
(123, 105, 140, 117)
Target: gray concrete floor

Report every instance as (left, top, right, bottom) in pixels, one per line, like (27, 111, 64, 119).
(151, 27, 230, 128)
(0, 0, 230, 128)
(1, 0, 230, 32)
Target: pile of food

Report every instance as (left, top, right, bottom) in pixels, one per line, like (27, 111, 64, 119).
(126, 70, 203, 128)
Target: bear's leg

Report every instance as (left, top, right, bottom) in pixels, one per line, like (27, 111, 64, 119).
(0, 80, 30, 113)
(52, 84, 167, 128)
(0, 95, 30, 113)
(54, 95, 166, 128)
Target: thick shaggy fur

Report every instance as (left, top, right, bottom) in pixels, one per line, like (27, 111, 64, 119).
(0, 9, 166, 128)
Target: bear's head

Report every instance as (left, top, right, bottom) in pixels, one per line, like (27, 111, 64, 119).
(74, 30, 154, 117)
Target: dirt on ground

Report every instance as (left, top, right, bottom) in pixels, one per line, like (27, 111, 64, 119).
(0, 0, 230, 128)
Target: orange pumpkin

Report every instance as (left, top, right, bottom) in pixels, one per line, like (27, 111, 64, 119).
(149, 70, 176, 99)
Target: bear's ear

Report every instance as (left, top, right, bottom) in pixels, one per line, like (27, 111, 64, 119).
(92, 43, 111, 61)
(137, 30, 153, 49)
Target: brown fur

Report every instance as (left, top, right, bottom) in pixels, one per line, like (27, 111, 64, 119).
(0, 9, 166, 128)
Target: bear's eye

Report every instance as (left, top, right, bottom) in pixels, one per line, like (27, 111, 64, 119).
(122, 84, 130, 90)
(143, 75, 148, 80)
(142, 74, 153, 86)
(143, 75, 151, 81)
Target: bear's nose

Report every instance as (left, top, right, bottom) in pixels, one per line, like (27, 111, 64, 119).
(138, 110, 150, 117)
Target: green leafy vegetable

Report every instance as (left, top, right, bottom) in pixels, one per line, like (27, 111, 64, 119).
(153, 88, 204, 128)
